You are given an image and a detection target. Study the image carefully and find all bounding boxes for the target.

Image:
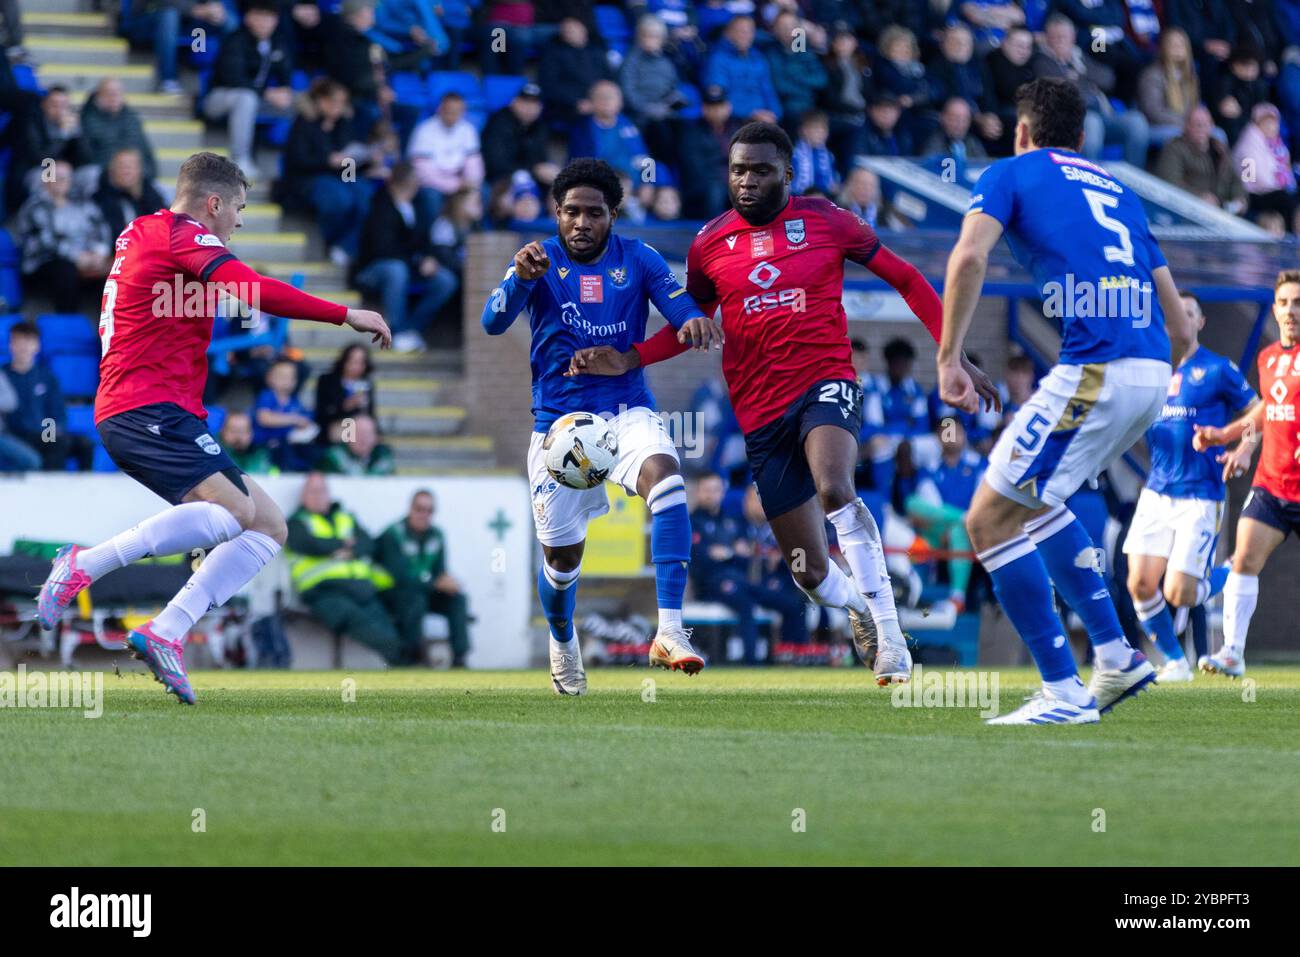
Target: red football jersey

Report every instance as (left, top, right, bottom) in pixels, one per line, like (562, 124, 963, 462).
(95, 209, 236, 424)
(1255, 341, 1300, 502)
(686, 197, 878, 433)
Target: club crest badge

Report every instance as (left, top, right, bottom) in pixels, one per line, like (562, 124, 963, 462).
(784, 218, 806, 244)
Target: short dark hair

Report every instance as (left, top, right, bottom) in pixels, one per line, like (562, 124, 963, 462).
(850, 337, 869, 352)
(245, 0, 279, 13)
(1177, 289, 1202, 309)
(331, 343, 373, 380)
(1014, 77, 1086, 150)
(388, 160, 418, 192)
(883, 337, 916, 363)
(1275, 269, 1300, 291)
(729, 121, 793, 166)
(176, 151, 249, 202)
(551, 157, 624, 209)
(8, 320, 38, 340)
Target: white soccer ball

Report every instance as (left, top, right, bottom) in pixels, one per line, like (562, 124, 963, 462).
(543, 412, 619, 490)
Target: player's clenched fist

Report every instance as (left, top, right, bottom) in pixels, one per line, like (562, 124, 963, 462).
(1192, 424, 1224, 452)
(513, 241, 550, 281)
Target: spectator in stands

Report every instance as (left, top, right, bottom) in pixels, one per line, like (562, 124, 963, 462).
(1156, 105, 1247, 214)
(1213, 45, 1270, 145)
(0, 366, 39, 472)
(922, 97, 988, 182)
(620, 14, 685, 167)
(740, 483, 810, 647)
(678, 85, 740, 218)
(927, 22, 1002, 149)
(1233, 102, 1300, 235)
(118, 0, 237, 95)
(2, 321, 93, 472)
(314, 344, 376, 443)
(253, 358, 318, 471)
(1052, 0, 1143, 100)
(354, 162, 458, 353)
(904, 418, 983, 613)
(320, 0, 400, 138)
(1000, 353, 1037, 425)
(219, 410, 277, 474)
(689, 472, 764, 664)
(955, 0, 1026, 51)
(765, 10, 827, 127)
(482, 83, 555, 200)
(480, 1, 539, 75)
(858, 92, 911, 157)
(488, 169, 546, 224)
(879, 337, 937, 465)
(203, 0, 295, 180)
(429, 187, 481, 325)
(433, 0, 475, 69)
(649, 184, 682, 221)
(1, 0, 27, 64)
(80, 78, 159, 186)
(1164, 0, 1237, 95)
(792, 110, 840, 195)
(822, 25, 869, 173)
(1033, 14, 1149, 168)
(286, 472, 406, 664)
(375, 489, 471, 667)
(373, 0, 450, 72)
(15, 160, 111, 313)
(873, 25, 934, 145)
(407, 92, 485, 210)
(703, 15, 781, 123)
(837, 165, 884, 227)
(10, 86, 90, 210)
(986, 26, 1035, 155)
(538, 16, 613, 128)
(1137, 27, 1201, 148)
(569, 80, 653, 211)
(278, 78, 375, 265)
(92, 148, 166, 242)
(321, 413, 396, 475)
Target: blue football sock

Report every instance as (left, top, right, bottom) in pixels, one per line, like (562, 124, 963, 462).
(538, 561, 580, 642)
(978, 534, 1077, 682)
(647, 476, 690, 629)
(1026, 506, 1131, 667)
(1190, 604, 1209, 660)
(1135, 593, 1184, 662)
(1204, 563, 1230, 602)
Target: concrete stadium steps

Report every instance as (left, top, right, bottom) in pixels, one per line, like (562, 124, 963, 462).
(157, 145, 228, 177)
(259, 261, 350, 292)
(27, 35, 128, 66)
(297, 344, 462, 373)
(26, 0, 88, 13)
(376, 377, 450, 408)
(22, 11, 112, 36)
(225, 229, 306, 261)
(235, 203, 285, 232)
(142, 119, 206, 150)
(38, 62, 154, 94)
(388, 435, 495, 470)
(377, 406, 466, 437)
(69, 90, 192, 119)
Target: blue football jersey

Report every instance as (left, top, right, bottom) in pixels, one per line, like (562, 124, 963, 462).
(481, 234, 702, 432)
(917, 448, 985, 510)
(1146, 345, 1257, 501)
(968, 149, 1171, 365)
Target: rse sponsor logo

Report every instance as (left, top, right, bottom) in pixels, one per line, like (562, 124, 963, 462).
(743, 287, 805, 314)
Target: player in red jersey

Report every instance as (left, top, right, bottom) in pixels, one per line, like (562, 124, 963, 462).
(1190, 269, 1300, 677)
(570, 123, 999, 683)
(35, 152, 391, 703)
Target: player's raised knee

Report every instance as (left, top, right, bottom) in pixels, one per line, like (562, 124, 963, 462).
(1163, 578, 1197, 608)
(1128, 571, 1159, 602)
(814, 479, 856, 515)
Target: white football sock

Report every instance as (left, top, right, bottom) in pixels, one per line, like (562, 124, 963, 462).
(804, 562, 867, 613)
(1045, 674, 1094, 707)
(78, 502, 243, 581)
(1221, 571, 1258, 655)
(151, 531, 280, 643)
(826, 499, 891, 595)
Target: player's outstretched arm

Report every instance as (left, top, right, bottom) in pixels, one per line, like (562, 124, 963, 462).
(483, 241, 548, 335)
(1153, 265, 1194, 366)
(1194, 399, 1264, 452)
(565, 317, 722, 377)
(937, 212, 1003, 413)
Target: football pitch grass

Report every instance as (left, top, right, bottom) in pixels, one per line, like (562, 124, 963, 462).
(3, 666, 1298, 866)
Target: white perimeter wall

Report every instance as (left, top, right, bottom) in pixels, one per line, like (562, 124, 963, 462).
(0, 474, 533, 668)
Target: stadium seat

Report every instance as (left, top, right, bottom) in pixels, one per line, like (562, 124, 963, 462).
(92, 443, 118, 473)
(427, 71, 483, 111)
(482, 74, 527, 111)
(64, 404, 97, 437)
(677, 82, 701, 121)
(49, 354, 100, 400)
(36, 314, 100, 357)
(0, 228, 17, 266)
(205, 405, 227, 436)
(466, 109, 486, 131)
(0, 313, 21, 363)
(594, 6, 631, 51)
(390, 72, 429, 112)
(0, 265, 20, 314)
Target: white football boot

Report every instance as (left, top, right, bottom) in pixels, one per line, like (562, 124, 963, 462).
(648, 624, 705, 675)
(1155, 657, 1194, 683)
(1088, 650, 1157, 713)
(986, 689, 1100, 725)
(871, 617, 913, 686)
(1199, 649, 1245, 678)
(549, 629, 587, 696)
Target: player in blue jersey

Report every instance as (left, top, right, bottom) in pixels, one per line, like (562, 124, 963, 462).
(481, 159, 722, 694)
(937, 78, 1194, 724)
(1122, 291, 1257, 683)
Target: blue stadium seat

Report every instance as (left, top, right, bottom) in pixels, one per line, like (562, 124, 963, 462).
(64, 404, 97, 437)
(205, 405, 226, 436)
(36, 314, 99, 357)
(427, 71, 483, 110)
(0, 265, 19, 313)
(49, 354, 100, 400)
(11, 63, 39, 92)
(390, 71, 429, 112)
(92, 443, 118, 473)
(595, 6, 631, 51)
(0, 228, 17, 266)
(482, 74, 527, 111)
(677, 82, 701, 121)
(466, 109, 486, 131)
(0, 312, 23, 364)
